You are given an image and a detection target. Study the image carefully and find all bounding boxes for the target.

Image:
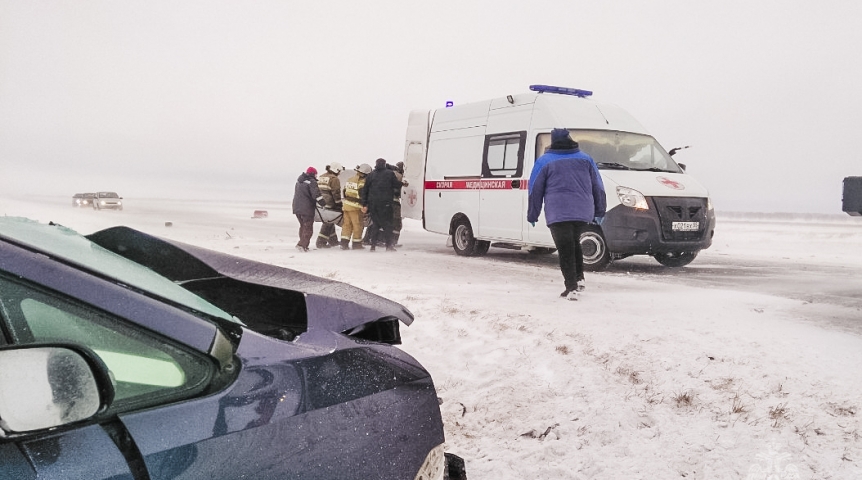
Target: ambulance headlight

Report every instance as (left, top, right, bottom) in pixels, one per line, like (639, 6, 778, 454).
(616, 186, 649, 210)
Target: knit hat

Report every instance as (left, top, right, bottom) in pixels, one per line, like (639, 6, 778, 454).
(375, 158, 387, 169)
(549, 128, 579, 150)
(306, 166, 318, 175)
(551, 128, 571, 144)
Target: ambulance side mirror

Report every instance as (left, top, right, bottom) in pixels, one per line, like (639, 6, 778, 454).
(678, 163, 687, 172)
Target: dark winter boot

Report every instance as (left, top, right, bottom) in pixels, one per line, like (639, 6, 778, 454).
(328, 235, 340, 247)
(391, 232, 402, 248)
(352, 242, 364, 250)
(316, 237, 330, 249)
(340, 239, 350, 250)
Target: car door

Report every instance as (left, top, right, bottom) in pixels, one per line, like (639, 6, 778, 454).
(477, 131, 527, 240)
(0, 264, 222, 480)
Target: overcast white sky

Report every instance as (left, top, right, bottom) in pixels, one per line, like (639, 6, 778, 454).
(2, 1, 860, 213)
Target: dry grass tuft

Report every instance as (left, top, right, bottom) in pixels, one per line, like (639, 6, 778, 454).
(730, 393, 748, 414)
(769, 403, 790, 427)
(825, 402, 857, 417)
(615, 366, 643, 385)
(672, 390, 695, 408)
(555, 345, 570, 355)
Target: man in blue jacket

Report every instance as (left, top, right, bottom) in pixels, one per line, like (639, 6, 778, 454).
(528, 128, 606, 300)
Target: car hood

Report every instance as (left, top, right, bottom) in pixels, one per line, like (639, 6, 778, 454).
(600, 171, 710, 198)
(86, 227, 414, 337)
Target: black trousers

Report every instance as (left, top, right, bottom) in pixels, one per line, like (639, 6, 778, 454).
(295, 214, 315, 248)
(548, 221, 587, 291)
(317, 221, 339, 246)
(368, 203, 394, 248)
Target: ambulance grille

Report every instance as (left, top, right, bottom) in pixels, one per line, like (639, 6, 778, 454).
(652, 197, 709, 241)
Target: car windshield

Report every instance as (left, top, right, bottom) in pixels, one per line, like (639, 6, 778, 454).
(99, 192, 119, 198)
(535, 130, 682, 173)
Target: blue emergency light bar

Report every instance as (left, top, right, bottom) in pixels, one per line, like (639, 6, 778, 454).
(529, 84, 593, 98)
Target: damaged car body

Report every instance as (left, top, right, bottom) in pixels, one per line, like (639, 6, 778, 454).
(0, 218, 465, 480)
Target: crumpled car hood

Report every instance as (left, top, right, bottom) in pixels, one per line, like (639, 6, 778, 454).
(86, 227, 414, 337)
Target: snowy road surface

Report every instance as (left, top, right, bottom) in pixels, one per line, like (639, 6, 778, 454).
(3, 195, 861, 479)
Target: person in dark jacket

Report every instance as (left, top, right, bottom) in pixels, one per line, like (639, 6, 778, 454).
(292, 166, 325, 252)
(360, 158, 403, 251)
(528, 128, 606, 299)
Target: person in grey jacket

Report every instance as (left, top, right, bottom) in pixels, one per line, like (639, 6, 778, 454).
(528, 129, 606, 299)
(292, 167, 325, 252)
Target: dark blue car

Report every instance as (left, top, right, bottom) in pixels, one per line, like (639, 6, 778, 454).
(0, 217, 465, 479)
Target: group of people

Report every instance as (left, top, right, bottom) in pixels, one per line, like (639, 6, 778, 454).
(292, 158, 407, 253)
(292, 128, 605, 301)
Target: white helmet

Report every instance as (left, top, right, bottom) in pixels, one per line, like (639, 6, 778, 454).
(328, 162, 344, 173)
(357, 163, 372, 175)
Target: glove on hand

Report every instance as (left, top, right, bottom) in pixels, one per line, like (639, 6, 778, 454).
(529, 221, 536, 227)
(317, 199, 326, 207)
(333, 204, 343, 212)
(594, 216, 605, 226)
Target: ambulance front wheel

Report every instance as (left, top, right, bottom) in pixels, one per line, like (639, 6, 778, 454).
(452, 218, 489, 257)
(580, 225, 611, 271)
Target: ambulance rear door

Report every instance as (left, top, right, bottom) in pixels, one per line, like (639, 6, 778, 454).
(402, 109, 431, 221)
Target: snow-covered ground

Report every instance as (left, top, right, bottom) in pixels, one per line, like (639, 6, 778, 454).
(3, 195, 862, 479)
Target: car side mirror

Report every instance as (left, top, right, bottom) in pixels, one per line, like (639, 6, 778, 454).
(678, 163, 687, 172)
(0, 344, 114, 434)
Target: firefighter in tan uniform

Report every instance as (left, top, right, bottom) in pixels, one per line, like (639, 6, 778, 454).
(340, 163, 372, 249)
(315, 162, 345, 249)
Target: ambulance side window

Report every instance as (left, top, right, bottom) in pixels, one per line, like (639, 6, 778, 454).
(482, 132, 526, 178)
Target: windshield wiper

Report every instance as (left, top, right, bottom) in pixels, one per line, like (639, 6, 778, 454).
(596, 162, 631, 170)
(634, 167, 676, 173)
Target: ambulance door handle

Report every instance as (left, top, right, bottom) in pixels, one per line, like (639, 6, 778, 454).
(511, 180, 521, 189)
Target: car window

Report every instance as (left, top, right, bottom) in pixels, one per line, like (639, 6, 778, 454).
(0, 275, 214, 410)
(534, 130, 682, 173)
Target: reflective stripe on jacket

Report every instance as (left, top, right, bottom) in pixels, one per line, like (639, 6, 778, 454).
(342, 174, 365, 211)
(318, 171, 342, 208)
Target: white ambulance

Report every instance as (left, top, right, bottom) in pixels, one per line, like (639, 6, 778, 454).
(400, 85, 715, 270)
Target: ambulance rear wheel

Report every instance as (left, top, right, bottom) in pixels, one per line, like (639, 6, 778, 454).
(580, 225, 611, 271)
(452, 218, 488, 257)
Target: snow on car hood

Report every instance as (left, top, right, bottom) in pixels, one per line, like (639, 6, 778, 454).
(86, 227, 414, 337)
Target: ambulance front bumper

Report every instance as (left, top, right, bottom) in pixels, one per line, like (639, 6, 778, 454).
(602, 197, 715, 256)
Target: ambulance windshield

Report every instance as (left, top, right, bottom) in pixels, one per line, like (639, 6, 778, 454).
(535, 130, 683, 174)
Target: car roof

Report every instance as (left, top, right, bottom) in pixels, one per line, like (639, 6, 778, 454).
(0, 217, 236, 323)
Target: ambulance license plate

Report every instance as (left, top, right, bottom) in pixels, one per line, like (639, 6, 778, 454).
(672, 221, 699, 232)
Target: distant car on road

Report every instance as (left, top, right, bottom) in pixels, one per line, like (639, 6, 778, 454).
(93, 191, 123, 210)
(0, 217, 464, 480)
(72, 192, 95, 208)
